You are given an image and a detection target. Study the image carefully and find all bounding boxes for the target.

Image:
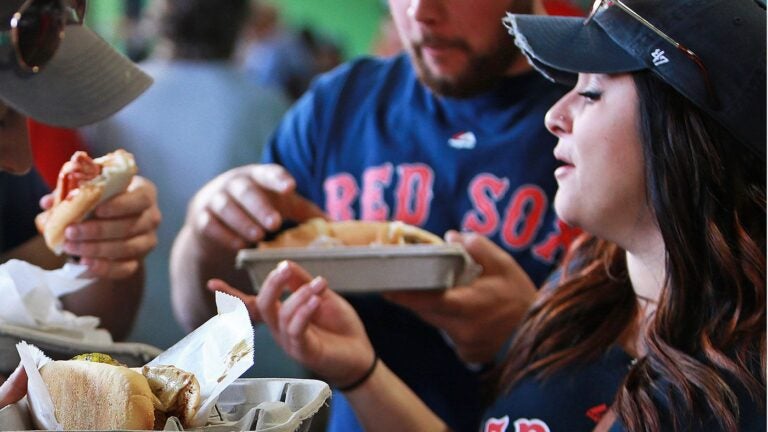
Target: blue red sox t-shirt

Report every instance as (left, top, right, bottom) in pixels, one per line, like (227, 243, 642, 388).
(263, 54, 574, 431)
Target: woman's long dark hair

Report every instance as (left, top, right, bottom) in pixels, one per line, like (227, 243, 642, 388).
(495, 71, 766, 431)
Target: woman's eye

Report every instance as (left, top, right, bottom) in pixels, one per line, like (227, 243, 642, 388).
(577, 90, 602, 101)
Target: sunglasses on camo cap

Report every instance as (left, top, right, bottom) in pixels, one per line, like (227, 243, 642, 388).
(0, 0, 86, 73)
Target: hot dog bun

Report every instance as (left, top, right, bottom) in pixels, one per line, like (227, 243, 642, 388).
(39, 359, 202, 430)
(35, 149, 137, 254)
(258, 218, 443, 249)
(40, 360, 155, 430)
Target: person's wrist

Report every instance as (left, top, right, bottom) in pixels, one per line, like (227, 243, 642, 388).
(337, 352, 379, 393)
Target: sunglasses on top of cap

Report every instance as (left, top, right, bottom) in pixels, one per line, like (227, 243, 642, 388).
(584, 0, 719, 108)
(0, 0, 86, 74)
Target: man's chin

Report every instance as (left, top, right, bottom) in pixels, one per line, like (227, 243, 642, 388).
(416, 65, 500, 99)
(409, 44, 519, 98)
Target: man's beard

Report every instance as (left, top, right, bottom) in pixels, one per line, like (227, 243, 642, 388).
(407, 0, 530, 98)
(409, 34, 521, 98)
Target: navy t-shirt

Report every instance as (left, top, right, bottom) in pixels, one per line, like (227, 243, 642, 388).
(0, 170, 49, 253)
(263, 54, 571, 432)
(481, 346, 632, 432)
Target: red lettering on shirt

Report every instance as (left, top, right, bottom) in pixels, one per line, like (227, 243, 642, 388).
(513, 418, 551, 432)
(586, 404, 609, 423)
(322, 165, 560, 265)
(324, 173, 359, 221)
(501, 186, 547, 250)
(462, 174, 509, 235)
(361, 163, 393, 221)
(532, 219, 582, 263)
(393, 163, 433, 225)
(484, 415, 510, 432)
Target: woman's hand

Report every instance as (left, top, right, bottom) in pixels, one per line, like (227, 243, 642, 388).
(208, 261, 374, 387)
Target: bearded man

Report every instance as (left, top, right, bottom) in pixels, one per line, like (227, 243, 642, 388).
(171, 1, 577, 430)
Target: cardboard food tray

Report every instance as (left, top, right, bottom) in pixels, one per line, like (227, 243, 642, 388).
(237, 243, 482, 293)
(0, 323, 162, 374)
(0, 378, 331, 432)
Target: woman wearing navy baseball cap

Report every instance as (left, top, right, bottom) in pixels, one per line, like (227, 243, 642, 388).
(209, 0, 766, 430)
(495, 0, 765, 430)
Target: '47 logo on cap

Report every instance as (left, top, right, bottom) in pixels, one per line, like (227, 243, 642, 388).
(651, 48, 669, 66)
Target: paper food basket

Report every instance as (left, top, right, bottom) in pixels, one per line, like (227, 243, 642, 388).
(0, 377, 331, 432)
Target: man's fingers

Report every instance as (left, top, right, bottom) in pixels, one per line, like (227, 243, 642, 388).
(248, 164, 296, 193)
(208, 191, 266, 243)
(66, 209, 161, 242)
(39, 194, 54, 211)
(227, 176, 284, 232)
(63, 232, 157, 260)
(195, 211, 249, 251)
(94, 191, 152, 218)
(278, 192, 327, 222)
(247, 164, 326, 224)
(80, 258, 140, 280)
(94, 176, 157, 218)
(446, 231, 510, 276)
(191, 165, 324, 248)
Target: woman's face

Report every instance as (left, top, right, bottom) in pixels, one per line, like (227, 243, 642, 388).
(545, 73, 651, 244)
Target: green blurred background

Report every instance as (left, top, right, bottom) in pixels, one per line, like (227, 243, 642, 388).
(86, 0, 389, 59)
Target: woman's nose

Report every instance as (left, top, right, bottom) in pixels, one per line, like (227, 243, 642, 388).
(544, 106, 570, 137)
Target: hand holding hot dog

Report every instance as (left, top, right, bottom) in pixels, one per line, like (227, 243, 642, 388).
(39, 174, 160, 280)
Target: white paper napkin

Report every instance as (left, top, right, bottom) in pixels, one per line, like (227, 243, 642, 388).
(0, 260, 110, 344)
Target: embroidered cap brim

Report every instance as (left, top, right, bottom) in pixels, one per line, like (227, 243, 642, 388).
(503, 14, 645, 86)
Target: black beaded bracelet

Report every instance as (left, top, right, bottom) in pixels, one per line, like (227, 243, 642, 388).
(338, 353, 379, 392)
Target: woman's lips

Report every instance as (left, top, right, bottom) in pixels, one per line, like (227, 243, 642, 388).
(554, 164, 574, 180)
(553, 147, 573, 181)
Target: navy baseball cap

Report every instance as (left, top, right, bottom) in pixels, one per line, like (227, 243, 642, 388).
(504, 0, 766, 161)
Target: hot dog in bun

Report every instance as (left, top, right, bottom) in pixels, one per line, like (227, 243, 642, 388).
(35, 149, 137, 254)
(39, 357, 200, 430)
(258, 218, 443, 249)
